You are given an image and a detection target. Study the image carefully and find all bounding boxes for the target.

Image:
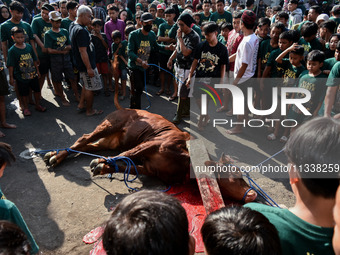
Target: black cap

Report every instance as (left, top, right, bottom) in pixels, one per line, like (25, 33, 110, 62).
(41, 3, 54, 12)
(141, 12, 153, 22)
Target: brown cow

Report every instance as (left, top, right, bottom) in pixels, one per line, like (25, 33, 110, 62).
(43, 98, 257, 202)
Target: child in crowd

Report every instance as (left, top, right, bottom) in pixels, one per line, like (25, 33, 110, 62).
(217, 22, 233, 46)
(210, 0, 232, 25)
(7, 27, 45, 116)
(323, 33, 340, 59)
(102, 190, 195, 255)
(193, 12, 201, 25)
(44, 11, 80, 105)
(200, 0, 211, 25)
(299, 21, 323, 57)
(91, 19, 110, 96)
(246, 117, 339, 255)
(277, 11, 289, 28)
(287, 50, 327, 129)
(256, 17, 271, 43)
(202, 206, 281, 255)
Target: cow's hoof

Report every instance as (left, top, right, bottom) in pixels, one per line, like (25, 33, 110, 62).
(90, 159, 100, 170)
(49, 155, 58, 167)
(44, 152, 53, 165)
(92, 163, 105, 176)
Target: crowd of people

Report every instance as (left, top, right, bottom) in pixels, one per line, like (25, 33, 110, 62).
(0, 0, 339, 254)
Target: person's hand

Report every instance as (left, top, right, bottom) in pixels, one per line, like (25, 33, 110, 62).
(168, 43, 176, 51)
(288, 43, 299, 51)
(177, 28, 182, 39)
(87, 68, 95, 77)
(37, 71, 41, 79)
(41, 46, 48, 53)
(118, 43, 122, 49)
(185, 77, 191, 88)
(167, 59, 173, 69)
(142, 60, 149, 69)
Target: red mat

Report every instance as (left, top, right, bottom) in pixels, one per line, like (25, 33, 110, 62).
(84, 183, 217, 254)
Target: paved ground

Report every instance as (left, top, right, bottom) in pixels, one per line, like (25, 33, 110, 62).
(0, 78, 294, 254)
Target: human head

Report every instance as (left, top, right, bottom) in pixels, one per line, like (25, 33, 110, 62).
(9, 1, 24, 22)
(41, 3, 54, 22)
(306, 50, 324, 73)
(0, 5, 10, 23)
(231, 0, 239, 7)
(59, 0, 68, 17)
(193, 12, 200, 25)
(319, 20, 337, 40)
(308, 5, 321, 22)
(164, 7, 175, 23)
(289, 45, 304, 66)
(0, 142, 15, 178)
(196, 3, 203, 12)
(124, 25, 135, 40)
(111, 30, 121, 44)
(203, 22, 218, 43)
(332, 5, 340, 17)
(140, 12, 153, 32)
(246, 0, 254, 9)
(108, 4, 119, 21)
(336, 41, 340, 60)
(270, 21, 285, 41)
(77, 5, 92, 26)
(157, 3, 166, 17)
(285, 117, 340, 199)
(278, 31, 293, 50)
(333, 185, 340, 255)
(177, 12, 195, 33)
(49, 11, 62, 29)
(220, 21, 233, 39)
(92, 18, 103, 32)
(266, 6, 273, 17)
(119, 9, 127, 21)
(201, 206, 281, 255)
(329, 33, 340, 51)
(51, 2, 58, 11)
(66, 1, 78, 17)
(301, 21, 318, 41)
(216, 0, 225, 14)
(232, 11, 242, 32)
(102, 190, 195, 255)
(272, 5, 281, 15)
(316, 13, 329, 26)
(257, 17, 271, 39)
(277, 11, 289, 25)
(288, 0, 298, 12)
(202, 0, 211, 13)
(148, 3, 157, 18)
(0, 220, 31, 254)
(10, 26, 25, 45)
(135, 2, 143, 12)
(241, 10, 256, 30)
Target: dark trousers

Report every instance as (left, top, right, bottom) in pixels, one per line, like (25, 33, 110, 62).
(130, 69, 146, 109)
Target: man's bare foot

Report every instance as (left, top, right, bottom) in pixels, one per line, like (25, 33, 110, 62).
(86, 109, 103, 116)
(62, 99, 71, 106)
(1, 123, 16, 129)
(0, 131, 5, 137)
(226, 127, 243, 135)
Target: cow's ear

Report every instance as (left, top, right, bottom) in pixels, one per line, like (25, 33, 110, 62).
(204, 160, 215, 166)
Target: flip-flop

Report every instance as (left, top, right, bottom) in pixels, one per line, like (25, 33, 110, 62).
(87, 110, 103, 117)
(35, 105, 46, 112)
(77, 107, 86, 113)
(156, 90, 164, 96)
(23, 109, 32, 116)
(267, 133, 277, 141)
(169, 96, 178, 101)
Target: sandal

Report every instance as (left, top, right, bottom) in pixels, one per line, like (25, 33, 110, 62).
(165, 89, 171, 95)
(35, 105, 46, 112)
(87, 109, 103, 116)
(267, 133, 276, 141)
(169, 96, 178, 101)
(280, 136, 288, 143)
(23, 109, 32, 116)
(156, 90, 164, 96)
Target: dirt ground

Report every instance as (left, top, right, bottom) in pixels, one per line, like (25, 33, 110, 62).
(0, 80, 295, 254)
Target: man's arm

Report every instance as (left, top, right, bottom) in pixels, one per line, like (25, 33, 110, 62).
(324, 86, 337, 117)
(1, 41, 7, 64)
(79, 46, 94, 77)
(34, 34, 47, 53)
(229, 53, 236, 63)
(167, 50, 177, 69)
(233, 63, 248, 86)
(30, 39, 39, 63)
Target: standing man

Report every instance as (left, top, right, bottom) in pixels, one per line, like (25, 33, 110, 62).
(31, 3, 54, 91)
(167, 12, 200, 124)
(61, 1, 78, 31)
(128, 12, 173, 109)
(210, 0, 232, 25)
(59, 0, 68, 19)
(70, 5, 103, 116)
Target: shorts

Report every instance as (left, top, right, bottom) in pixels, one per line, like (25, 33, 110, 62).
(79, 68, 103, 91)
(159, 53, 171, 72)
(50, 55, 74, 83)
(118, 68, 128, 81)
(17, 78, 40, 97)
(175, 64, 191, 97)
(96, 62, 109, 74)
(0, 70, 9, 96)
(38, 57, 50, 75)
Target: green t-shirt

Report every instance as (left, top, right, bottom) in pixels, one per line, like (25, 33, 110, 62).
(245, 203, 335, 255)
(7, 44, 38, 83)
(200, 12, 211, 25)
(323, 57, 338, 71)
(297, 20, 307, 32)
(31, 17, 52, 58)
(32, 13, 41, 20)
(278, 59, 306, 87)
(259, 38, 278, 72)
(44, 28, 70, 51)
(158, 22, 173, 55)
(209, 11, 232, 25)
(127, 29, 165, 71)
(298, 37, 323, 58)
(61, 17, 73, 31)
(112, 40, 128, 69)
(329, 17, 340, 32)
(152, 17, 165, 33)
(326, 61, 340, 114)
(217, 34, 226, 45)
(267, 48, 286, 78)
(0, 20, 34, 49)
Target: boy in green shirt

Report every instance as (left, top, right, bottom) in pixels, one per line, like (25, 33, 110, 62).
(7, 27, 45, 116)
(61, 1, 78, 31)
(200, 0, 212, 25)
(298, 21, 323, 58)
(209, 0, 232, 25)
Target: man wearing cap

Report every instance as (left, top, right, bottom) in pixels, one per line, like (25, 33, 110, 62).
(156, 3, 166, 19)
(31, 3, 53, 92)
(288, 0, 302, 29)
(227, 10, 259, 135)
(167, 12, 200, 124)
(44, 11, 80, 106)
(128, 12, 174, 109)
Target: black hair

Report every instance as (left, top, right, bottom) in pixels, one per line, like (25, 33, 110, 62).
(304, 9, 309, 16)
(289, 0, 299, 4)
(111, 30, 121, 40)
(148, 3, 157, 10)
(0, 142, 15, 168)
(66, 1, 78, 11)
(310, 5, 322, 15)
(125, 24, 135, 35)
(290, 45, 304, 55)
(108, 5, 119, 12)
(285, 117, 340, 198)
(201, 206, 282, 255)
(125, 20, 134, 26)
(164, 7, 175, 14)
(91, 18, 103, 26)
(246, 0, 254, 7)
(277, 11, 289, 20)
(271, 21, 285, 33)
(9, 1, 24, 12)
(135, 10, 143, 18)
(59, 0, 67, 5)
(51, 2, 58, 7)
(220, 21, 233, 31)
(203, 21, 219, 34)
(279, 31, 293, 41)
(10, 26, 24, 36)
(289, 29, 301, 43)
(272, 5, 281, 12)
(102, 190, 190, 255)
(337, 40, 340, 51)
(233, 10, 242, 19)
(203, 0, 212, 4)
(238, 4, 245, 9)
(0, 220, 31, 254)
(217, 0, 225, 4)
(306, 49, 325, 62)
(258, 17, 271, 27)
(301, 21, 318, 38)
(185, 4, 194, 9)
(330, 33, 340, 43)
(334, 8, 340, 16)
(319, 20, 337, 33)
(196, 3, 203, 11)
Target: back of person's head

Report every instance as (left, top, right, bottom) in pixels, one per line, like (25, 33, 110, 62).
(125, 24, 135, 35)
(241, 10, 257, 30)
(220, 21, 233, 31)
(0, 220, 31, 254)
(66, 1, 78, 11)
(102, 190, 192, 255)
(196, 3, 203, 11)
(9, 1, 24, 12)
(277, 11, 289, 20)
(285, 117, 340, 199)
(246, 0, 254, 8)
(91, 18, 103, 27)
(306, 49, 325, 62)
(0, 143, 15, 168)
(279, 30, 293, 42)
(272, 5, 282, 12)
(289, 29, 300, 42)
(258, 17, 271, 27)
(319, 20, 337, 33)
(111, 30, 121, 40)
(203, 21, 219, 34)
(233, 10, 242, 19)
(271, 21, 285, 33)
(108, 4, 119, 12)
(301, 21, 318, 38)
(291, 45, 304, 55)
(201, 206, 281, 255)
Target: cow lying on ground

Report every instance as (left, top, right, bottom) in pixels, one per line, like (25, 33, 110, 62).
(44, 105, 257, 203)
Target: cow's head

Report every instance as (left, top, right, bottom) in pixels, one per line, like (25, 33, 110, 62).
(205, 153, 257, 203)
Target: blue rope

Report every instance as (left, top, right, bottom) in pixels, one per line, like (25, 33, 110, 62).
(148, 63, 185, 85)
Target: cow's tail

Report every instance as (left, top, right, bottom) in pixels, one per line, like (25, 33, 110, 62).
(112, 56, 123, 110)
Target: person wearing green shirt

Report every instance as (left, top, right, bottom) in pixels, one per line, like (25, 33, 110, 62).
(209, 0, 232, 25)
(298, 21, 323, 58)
(200, 0, 212, 25)
(31, 3, 53, 91)
(61, 1, 78, 31)
(128, 12, 173, 109)
(325, 53, 340, 118)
